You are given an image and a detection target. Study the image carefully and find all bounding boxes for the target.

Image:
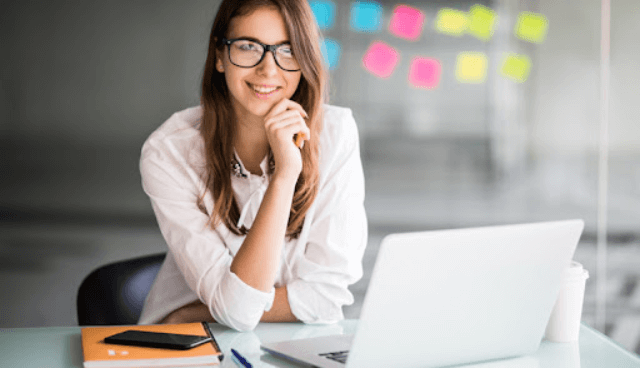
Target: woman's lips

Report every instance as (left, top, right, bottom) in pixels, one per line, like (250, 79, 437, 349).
(248, 82, 281, 99)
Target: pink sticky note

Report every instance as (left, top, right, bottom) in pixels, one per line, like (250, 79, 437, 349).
(408, 57, 441, 89)
(389, 5, 425, 41)
(362, 41, 399, 78)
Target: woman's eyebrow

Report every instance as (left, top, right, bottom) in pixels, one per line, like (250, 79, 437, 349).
(234, 36, 291, 45)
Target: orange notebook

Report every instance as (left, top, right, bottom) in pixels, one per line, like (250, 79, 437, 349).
(81, 322, 222, 367)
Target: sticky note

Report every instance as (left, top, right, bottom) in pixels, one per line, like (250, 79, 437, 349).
(351, 2, 383, 32)
(362, 41, 399, 78)
(310, 1, 336, 30)
(389, 5, 425, 41)
(467, 4, 497, 41)
(456, 52, 488, 83)
(408, 57, 441, 89)
(435, 8, 468, 36)
(321, 38, 342, 70)
(515, 12, 549, 43)
(501, 54, 531, 83)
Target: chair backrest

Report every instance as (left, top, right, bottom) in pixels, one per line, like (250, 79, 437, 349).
(77, 253, 166, 326)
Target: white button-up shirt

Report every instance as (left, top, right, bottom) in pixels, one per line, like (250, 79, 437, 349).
(138, 104, 368, 331)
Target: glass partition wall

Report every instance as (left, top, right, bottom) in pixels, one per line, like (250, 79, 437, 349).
(319, 0, 640, 354)
(603, 0, 640, 353)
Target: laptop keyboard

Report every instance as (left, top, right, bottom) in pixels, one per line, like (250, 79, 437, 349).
(319, 350, 349, 364)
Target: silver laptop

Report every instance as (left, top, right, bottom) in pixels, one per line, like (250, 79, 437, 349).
(261, 220, 584, 368)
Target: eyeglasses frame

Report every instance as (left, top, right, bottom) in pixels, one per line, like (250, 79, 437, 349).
(221, 38, 301, 72)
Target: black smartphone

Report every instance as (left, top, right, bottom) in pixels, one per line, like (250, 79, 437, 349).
(104, 330, 212, 350)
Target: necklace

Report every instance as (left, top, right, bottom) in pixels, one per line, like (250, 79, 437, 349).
(230, 155, 276, 178)
(230, 157, 247, 178)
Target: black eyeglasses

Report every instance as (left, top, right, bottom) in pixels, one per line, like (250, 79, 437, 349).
(222, 38, 301, 72)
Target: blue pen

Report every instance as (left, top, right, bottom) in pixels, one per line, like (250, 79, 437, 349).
(231, 348, 253, 368)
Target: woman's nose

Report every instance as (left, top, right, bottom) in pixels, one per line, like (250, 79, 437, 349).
(256, 51, 279, 75)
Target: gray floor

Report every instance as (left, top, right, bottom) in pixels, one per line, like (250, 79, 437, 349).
(1, 139, 639, 355)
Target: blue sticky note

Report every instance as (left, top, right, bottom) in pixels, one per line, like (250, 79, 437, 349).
(321, 38, 342, 70)
(350, 2, 383, 32)
(310, 1, 336, 29)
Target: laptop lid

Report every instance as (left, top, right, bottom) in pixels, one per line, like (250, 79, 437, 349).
(346, 219, 584, 368)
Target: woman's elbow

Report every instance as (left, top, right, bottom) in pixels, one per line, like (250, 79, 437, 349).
(299, 302, 345, 325)
(225, 315, 260, 332)
(210, 303, 262, 332)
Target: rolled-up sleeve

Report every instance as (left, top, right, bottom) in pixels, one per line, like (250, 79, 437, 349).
(140, 138, 274, 332)
(287, 108, 368, 324)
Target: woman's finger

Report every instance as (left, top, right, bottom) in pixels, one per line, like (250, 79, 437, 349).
(265, 99, 308, 121)
(264, 110, 306, 130)
(269, 118, 310, 140)
(267, 116, 310, 143)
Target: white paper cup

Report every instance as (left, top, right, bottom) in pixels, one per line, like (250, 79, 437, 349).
(545, 261, 589, 342)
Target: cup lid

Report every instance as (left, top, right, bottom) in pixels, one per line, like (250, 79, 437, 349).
(566, 261, 589, 280)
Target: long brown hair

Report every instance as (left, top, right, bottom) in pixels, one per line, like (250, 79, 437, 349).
(199, 0, 326, 239)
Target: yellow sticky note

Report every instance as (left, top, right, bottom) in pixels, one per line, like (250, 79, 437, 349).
(467, 4, 497, 41)
(501, 54, 531, 83)
(515, 12, 549, 43)
(456, 52, 488, 83)
(435, 8, 468, 36)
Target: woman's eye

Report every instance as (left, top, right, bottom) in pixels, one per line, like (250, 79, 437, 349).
(237, 42, 259, 51)
(278, 47, 293, 56)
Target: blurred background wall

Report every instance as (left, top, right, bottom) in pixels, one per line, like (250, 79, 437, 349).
(1, 0, 639, 354)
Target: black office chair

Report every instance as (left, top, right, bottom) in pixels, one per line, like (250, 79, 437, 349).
(77, 253, 166, 325)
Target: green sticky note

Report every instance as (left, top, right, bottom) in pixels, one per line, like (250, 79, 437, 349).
(435, 8, 468, 36)
(456, 52, 488, 83)
(515, 12, 549, 43)
(501, 54, 531, 83)
(467, 4, 497, 41)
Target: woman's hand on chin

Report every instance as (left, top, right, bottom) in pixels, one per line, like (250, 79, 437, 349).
(263, 99, 310, 180)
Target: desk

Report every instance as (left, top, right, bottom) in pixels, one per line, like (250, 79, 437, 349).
(1, 321, 638, 367)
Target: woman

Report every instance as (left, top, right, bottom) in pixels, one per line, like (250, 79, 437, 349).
(138, 0, 367, 332)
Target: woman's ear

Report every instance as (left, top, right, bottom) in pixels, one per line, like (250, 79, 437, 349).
(216, 58, 224, 73)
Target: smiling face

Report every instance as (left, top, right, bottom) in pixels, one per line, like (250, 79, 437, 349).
(217, 6, 302, 122)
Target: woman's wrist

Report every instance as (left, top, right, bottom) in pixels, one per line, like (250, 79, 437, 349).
(271, 167, 300, 184)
